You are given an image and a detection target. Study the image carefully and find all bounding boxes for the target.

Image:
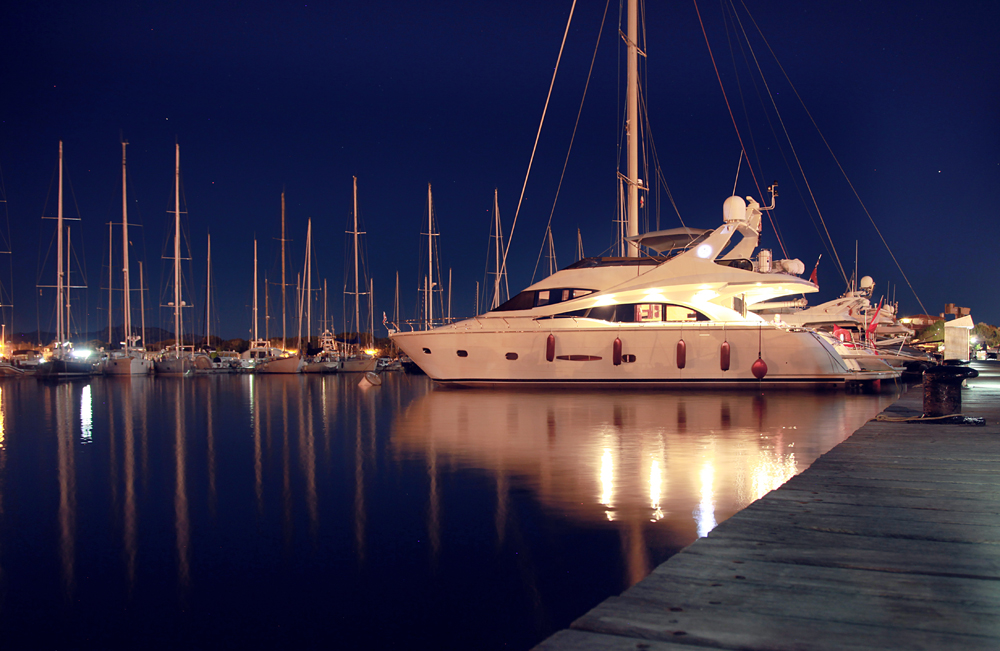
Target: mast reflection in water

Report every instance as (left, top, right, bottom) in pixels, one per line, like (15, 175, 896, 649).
(0, 374, 898, 650)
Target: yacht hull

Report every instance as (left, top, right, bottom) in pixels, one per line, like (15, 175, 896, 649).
(255, 355, 303, 374)
(105, 355, 154, 376)
(36, 358, 97, 379)
(154, 356, 194, 376)
(339, 357, 377, 373)
(391, 320, 896, 388)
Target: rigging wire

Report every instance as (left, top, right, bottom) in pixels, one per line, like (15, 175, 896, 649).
(736, 0, 926, 313)
(719, 3, 789, 260)
(691, 1, 766, 213)
(724, 1, 844, 282)
(530, 0, 611, 284)
(722, 0, 838, 272)
(501, 0, 577, 284)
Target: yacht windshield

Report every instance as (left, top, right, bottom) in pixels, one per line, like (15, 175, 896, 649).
(493, 288, 595, 312)
(551, 303, 708, 323)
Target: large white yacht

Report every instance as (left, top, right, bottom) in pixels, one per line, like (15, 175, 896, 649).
(390, 194, 896, 388)
(390, 1, 895, 389)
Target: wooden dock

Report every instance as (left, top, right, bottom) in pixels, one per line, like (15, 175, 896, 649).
(536, 363, 1000, 651)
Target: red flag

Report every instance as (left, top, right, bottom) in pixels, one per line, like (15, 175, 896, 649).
(808, 254, 821, 286)
(866, 299, 883, 339)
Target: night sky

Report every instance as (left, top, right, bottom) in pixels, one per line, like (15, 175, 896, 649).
(1, 0, 998, 342)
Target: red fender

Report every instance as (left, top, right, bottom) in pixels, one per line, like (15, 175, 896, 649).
(751, 357, 768, 380)
(676, 339, 686, 369)
(613, 337, 622, 366)
(546, 333, 555, 362)
(720, 341, 731, 371)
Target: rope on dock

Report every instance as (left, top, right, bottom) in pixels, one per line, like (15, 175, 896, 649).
(874, 413, 964, 422)
(873, 413, 986, 426)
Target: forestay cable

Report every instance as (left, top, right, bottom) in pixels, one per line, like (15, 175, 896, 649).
(501, 0, 577, 284)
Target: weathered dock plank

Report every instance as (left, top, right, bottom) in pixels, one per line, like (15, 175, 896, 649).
(534, 368, 1000, 651)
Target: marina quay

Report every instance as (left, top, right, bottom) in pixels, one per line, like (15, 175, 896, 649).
(537, 362, 1000, 651)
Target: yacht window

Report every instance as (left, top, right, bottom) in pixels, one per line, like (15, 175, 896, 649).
(554, 303, 707, 323)
(635, 304, 662, 322)
(456, 350, 468, 357)
(493, 291, 536, 312)
(494, 288, 595, 311)
(665, 305, 706, 322)
(505, 352, 518, 360)
(536, 288, 594, 307)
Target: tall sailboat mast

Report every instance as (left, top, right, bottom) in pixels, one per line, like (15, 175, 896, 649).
(281, 191, 286, 350)
(56, 141, 65, 345)
(427, 183, 434, 326)
(122, 139, 132, 353)
(173, 143, 182, 354)
(252, 239, 259, 342)
(206, 233, 211, 347)
(625, 0, 640, 257)
(353, 176, 360, 342)
(491, 188, 506, 310)
(139, 261, 146, 353)
(306, 221, 312, 349)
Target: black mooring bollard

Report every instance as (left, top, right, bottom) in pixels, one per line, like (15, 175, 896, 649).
(922, 364, 979, 417)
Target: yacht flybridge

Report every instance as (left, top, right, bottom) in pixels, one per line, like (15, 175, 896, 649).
(390, 194, 896, 388)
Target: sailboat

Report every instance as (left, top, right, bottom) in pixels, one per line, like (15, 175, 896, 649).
(154, 144, 202, 376)
(36, 141, 99, 380)
(389, 2, 896, 389)
(254, 193, 303, 373)
(339, 177, 377, 373)
(241, 238, 283, 368)
(105, 139, 154, 376)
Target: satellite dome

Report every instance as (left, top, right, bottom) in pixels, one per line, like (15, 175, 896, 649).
(723, 196, 747, 223)
(859, 276, 874, 290)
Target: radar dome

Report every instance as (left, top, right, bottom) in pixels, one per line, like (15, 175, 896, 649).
(723, 196, 747, 223)
(859, 276, 874, 290)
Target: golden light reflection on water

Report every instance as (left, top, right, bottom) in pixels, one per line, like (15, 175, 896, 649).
(392, 387, 898, 585)
(600, 448, 614, 521)
(80, 385, 92, 444)
(173, 384, 190, 589)
(56, 383, 76, 597)
(696, 463, 717, 538)
(649, 458, 663, 522)
(0, 385, 5, 451)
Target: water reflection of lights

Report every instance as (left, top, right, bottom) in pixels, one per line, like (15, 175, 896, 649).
(80, 385, 93, 444)
(750, 451, 798, 502)
(0, 385, 5, 449)
(391, 388, 898, 537)
(600, 448, 614, 521)
(695, 463, 717, 538)
(649, 458, 663, 522)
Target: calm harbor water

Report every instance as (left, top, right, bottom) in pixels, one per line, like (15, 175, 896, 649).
(0, 373, 900, 649)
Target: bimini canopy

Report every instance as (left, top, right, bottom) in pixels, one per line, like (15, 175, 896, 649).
(627, 227, 711, 254)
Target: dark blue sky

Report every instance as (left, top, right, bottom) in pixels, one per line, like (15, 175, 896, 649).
(1, 0, 998, 341)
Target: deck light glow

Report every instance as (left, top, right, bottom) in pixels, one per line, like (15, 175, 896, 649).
(696, 244, 713, 259)
(693, 290, 719, 302)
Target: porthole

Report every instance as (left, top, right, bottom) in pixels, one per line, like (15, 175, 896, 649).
(505, 352, 518, 360)
(456, 350, 468, 357)
(623, 354, 636, 363)
(422, 348, 432, 355)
